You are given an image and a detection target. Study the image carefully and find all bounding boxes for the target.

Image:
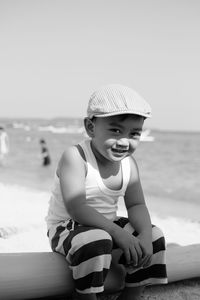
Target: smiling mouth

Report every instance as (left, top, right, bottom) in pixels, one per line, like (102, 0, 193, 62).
(111, 148, 128, 154)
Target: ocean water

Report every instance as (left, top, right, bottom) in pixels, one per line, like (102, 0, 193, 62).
(0, 117, 199, 205)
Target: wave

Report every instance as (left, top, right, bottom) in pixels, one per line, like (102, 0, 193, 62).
(10, 120, 155, 140)
(38, 125, 85, 134)
(12, 122, 31, 131)
(12, 122, 85, 135)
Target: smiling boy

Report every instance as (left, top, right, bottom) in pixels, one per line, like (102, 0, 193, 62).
(46, 84, 167, 300)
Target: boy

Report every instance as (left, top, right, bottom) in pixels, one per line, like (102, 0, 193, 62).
(46, 84, 167, 300)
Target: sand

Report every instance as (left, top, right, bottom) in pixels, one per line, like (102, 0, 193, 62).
(98, 279, 200, 300)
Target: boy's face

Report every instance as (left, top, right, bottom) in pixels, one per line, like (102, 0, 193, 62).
(86, 114, 144, 163)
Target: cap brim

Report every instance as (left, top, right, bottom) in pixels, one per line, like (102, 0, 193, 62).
(89, 111, 152, 118)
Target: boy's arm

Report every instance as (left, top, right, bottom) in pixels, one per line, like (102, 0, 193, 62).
(58, 146, 119, 232)
(124, 156, 153, 266)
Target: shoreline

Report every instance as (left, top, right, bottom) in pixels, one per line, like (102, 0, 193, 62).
(146, 195, 200, 223)
(0, 166, 55, 192)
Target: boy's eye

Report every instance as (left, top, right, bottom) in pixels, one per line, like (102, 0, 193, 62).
(130, 132, 141, 138)
(110, 128, 121, 134)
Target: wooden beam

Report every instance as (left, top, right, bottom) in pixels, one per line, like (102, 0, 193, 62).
(167, 244, 200, 282)
(0, 244, 200, 299)
(0, 251, 125, 299)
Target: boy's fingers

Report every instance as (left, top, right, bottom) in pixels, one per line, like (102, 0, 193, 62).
(124, 249, 131, 265)
(131, 239, 143, 264)
(140, 254, 152, 268)
(130, 247, 139, 266)
(143, 255, 152, 267)
(135, 243, 143, 261)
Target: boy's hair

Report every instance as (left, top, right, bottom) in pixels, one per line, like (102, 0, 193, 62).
(87, 84, 151, 119)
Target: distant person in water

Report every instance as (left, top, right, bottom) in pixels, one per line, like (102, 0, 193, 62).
(0, 126, 9, 166)
(39, 139, 51, 166)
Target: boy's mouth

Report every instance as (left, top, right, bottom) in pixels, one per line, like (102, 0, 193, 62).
(111, 148, 128, 154)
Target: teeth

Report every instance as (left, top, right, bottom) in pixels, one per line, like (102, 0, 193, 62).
(112, 148, 127, 153)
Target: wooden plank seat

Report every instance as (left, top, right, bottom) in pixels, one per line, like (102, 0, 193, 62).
(0, 244, 200, 299)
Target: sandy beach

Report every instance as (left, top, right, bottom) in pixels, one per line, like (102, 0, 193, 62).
(98, 278, 200, 300)
(0, 183, 51, 252)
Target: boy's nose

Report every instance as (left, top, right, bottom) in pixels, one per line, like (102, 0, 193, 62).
(116, 138, 129, 148)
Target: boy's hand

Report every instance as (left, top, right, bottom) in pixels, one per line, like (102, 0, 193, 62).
(112, 228, 143, 266)
(137, 233, 153, 268)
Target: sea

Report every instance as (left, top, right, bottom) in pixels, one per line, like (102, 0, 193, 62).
(1, 117, 199, 203)
(0, 117, 200, 250)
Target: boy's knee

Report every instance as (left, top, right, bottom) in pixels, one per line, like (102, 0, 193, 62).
(152, 225, 166, 251)
(71, 229, 112, 266)
(96, 228, 112, 241)
(77, 228, 113, 256)
(152, 225, 164, 239)
(92, 229, 113, 254)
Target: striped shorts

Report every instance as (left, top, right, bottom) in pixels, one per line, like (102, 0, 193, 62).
(48, 217, 168, 294)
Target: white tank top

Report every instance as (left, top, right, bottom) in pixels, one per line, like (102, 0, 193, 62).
(46, 139, 131, 229)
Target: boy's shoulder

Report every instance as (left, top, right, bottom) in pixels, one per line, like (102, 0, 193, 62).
(127, 155, 137, 167)
(62, 144, 86, 161)
(58, 144, 87, 174)
(126, 155, 140, 182)
(61, 144, 83, 162)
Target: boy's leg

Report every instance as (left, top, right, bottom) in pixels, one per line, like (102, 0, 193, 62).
(48, 220, 113, 296)
(113, 218, 168, 299)
(124, 225, 167, 287)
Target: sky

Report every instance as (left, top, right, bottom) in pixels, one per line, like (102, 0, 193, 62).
(0, 0, 200, 131)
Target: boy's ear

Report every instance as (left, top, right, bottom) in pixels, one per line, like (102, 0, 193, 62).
(84, 118, 95, 137)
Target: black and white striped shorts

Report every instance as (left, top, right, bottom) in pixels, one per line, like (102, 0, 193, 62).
(48, 217, 168, 294)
